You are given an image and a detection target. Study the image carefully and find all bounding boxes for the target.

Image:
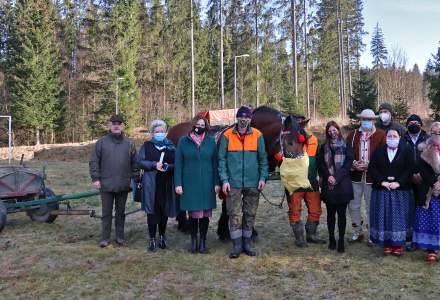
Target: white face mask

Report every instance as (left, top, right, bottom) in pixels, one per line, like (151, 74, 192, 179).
(386, 138, 399, 148)
(380, 112, 391, 123)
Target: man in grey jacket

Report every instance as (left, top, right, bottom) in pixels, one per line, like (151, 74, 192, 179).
(89, 114, 138, 247)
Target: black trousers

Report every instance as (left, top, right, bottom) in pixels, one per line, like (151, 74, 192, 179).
(101, 191, 128, 241)
(326, 203, 348, 240)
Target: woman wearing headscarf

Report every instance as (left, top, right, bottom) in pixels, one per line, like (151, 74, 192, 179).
(138, 119, 177, 252)
(368, 128, 414, 256)
(412, 122, 440, 262)
(174, 116, 220, 254)
(318, 121, 354, 253)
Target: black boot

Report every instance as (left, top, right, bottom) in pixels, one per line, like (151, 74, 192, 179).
(148, 238, 157, 252)
(305, 221, 326, 244)
(328, 234, 336, 250)
(242, 237, 257, 257)
(337, 238, 345, 253)
(158, 235, 167, 249)
(191, 234, 198, 254)
(229, 238, 242, 259)
(199, 217, 209, 254)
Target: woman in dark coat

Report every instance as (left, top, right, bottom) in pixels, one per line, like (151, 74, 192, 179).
(138, 119, 177, 252)
(412, 122, 440, 262)
(174, 116, 220, 253)
(368, 128, 414, 256)
(318, 121, 354, 253)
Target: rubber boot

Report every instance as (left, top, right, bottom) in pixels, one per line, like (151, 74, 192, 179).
(229, 238, 242, 259)
(242, 237, 257, 256)
(291, 222, 308, 248)
(305, 221, 326, 244)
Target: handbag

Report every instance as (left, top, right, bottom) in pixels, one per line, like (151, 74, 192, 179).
(133, 169, 144, 203)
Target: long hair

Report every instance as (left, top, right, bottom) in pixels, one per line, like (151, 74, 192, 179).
(191, 115, 210, 131)
(325, 121, 343, 143)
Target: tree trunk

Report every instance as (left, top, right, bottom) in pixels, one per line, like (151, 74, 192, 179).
(346, 25, 353, 109)
(336, 0, 346, 118)
(36, 129, 40, 146)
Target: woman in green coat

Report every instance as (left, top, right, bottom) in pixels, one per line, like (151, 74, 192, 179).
(174, 116, 220, 254)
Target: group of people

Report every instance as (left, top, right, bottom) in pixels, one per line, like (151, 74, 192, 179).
(89, 103, 440, 262)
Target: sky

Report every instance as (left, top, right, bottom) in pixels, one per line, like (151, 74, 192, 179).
(360, 0, 440, 70)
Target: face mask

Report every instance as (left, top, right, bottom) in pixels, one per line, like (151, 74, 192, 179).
(238, 119, 251, 129)
(380, 112, 391, 123)
(153, 132, 166, 142)
(361, 120, 373, 130)
(329, 132, 338, 140)
(407, 124, 421, 134)
(386, 138, 400, 148)
(193, 126, 206, 135)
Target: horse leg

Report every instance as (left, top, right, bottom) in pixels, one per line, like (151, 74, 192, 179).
(217, 193, 230, 241)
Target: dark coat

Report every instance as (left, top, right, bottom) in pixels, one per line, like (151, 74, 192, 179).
(415, 140, 440, 206)
(368, 142, 413, 191)
(403, 130, 429, 173)
(346, 128, 386, 183)
(317, 142, 354, 205)
(376, 120, 406, 137)
(174, 135, 220, 211)
(137, 140, 177, 218)
(89, 133, 137, 192)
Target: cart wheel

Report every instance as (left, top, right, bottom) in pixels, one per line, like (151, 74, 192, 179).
(0, 201, 6, 232)
(26, 188, 59, 223)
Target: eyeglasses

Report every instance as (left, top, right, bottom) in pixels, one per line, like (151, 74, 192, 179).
(431, 132, 440, 136)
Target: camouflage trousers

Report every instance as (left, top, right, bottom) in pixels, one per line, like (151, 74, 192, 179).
(226, 187, 260, 239)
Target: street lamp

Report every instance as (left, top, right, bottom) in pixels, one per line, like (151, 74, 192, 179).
(234, 54, 249, 112)
(115, 77, 124, 114)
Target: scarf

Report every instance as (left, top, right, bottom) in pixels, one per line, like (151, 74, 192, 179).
(190, 132, 205, 147)
(324, 138, 347, 176)
(150, 136, 175, 151)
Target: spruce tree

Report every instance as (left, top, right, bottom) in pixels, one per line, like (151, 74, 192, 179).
(426, 46, 440, 120)
(349, 68, 377, 119)
(370, 22, 387, 68)
(7, 0, 64, 145)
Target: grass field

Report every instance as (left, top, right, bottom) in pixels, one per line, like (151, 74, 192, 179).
(1, 160, 440, 299)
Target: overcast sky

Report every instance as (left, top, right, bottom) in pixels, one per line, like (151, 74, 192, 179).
(360, 0, 440, 70)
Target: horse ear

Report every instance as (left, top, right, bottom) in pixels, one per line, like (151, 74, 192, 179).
(283, 115, 293, 129)
(299, 118, 310, 127)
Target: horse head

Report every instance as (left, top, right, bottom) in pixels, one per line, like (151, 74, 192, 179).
(281, 114, 309, 159)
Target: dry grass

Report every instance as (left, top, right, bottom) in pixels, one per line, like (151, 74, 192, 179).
(1, 160, 440, 299)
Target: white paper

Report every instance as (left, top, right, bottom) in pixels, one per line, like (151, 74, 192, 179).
(159, 152, 165, 164)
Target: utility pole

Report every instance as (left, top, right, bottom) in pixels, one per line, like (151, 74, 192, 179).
(291, 0, 298, 102)
(304, 0, 310, 118)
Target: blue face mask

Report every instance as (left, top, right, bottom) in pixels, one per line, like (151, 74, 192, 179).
(153, 132, 166, 142)
(361, 120, 373, 130)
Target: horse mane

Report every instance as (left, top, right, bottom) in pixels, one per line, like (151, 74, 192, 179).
(253, 105, 280, 115)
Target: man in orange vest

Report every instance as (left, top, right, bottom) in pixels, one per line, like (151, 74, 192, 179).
(218, 106, 269, 258)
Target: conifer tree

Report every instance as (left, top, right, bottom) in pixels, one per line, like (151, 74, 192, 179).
(7, 0, 64, 144)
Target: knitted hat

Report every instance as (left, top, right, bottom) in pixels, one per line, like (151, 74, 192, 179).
(236, 106, 252, 118)
(109, 114, 124, 123)
(406, 114, 423, 127)
(378, 102, 394, 114)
